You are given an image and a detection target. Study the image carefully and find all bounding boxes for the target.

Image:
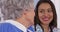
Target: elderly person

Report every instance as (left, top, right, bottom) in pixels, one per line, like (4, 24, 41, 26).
(0, 0, 35, 32)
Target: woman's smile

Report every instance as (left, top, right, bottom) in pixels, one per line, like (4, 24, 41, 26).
(42, 16, 50, 21)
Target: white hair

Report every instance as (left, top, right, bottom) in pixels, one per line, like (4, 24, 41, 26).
(0, 0, 34, 20)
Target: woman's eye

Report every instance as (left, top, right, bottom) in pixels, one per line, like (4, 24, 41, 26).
(39, 11, 43, 13)
(47, 8, 52, 12)
(48, 9, 52, 12)
(39, 9, 44, 13)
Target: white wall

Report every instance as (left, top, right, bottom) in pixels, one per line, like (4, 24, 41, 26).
(54, 0, 60, 28)
(52, 0, 60, 28)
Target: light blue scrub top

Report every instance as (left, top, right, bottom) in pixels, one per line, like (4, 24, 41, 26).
(36, 24, 59, 32)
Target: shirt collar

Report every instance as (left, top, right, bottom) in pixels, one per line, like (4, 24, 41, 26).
(5, 20, 27, 32)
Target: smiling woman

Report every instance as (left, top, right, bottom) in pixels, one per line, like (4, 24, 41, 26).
(34, 0, 58, 32)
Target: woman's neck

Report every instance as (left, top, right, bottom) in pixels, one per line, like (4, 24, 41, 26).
(41, 24, 50, 32)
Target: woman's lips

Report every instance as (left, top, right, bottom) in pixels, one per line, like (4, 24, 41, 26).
(42, 17, 49, 21)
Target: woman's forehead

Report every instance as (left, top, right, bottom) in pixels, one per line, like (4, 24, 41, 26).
(38, 3, 51, 9)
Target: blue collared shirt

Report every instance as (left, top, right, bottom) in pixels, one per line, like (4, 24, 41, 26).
(0, 23, 23, 32)
(0, 20, 27, 32)
(0, 20, 35, 32)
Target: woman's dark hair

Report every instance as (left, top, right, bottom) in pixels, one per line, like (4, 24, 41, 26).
(34, 0, 57, 32)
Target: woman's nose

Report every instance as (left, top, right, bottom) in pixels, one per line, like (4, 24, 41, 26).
(44, 11, 48, 16)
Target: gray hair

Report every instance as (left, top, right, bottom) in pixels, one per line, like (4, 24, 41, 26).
(0, 0, 34, 20)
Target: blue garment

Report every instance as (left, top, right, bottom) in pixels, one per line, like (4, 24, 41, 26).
(0, 23, 23, 32)
(27, 26, 35, 32)
(0, 19, 35, 32)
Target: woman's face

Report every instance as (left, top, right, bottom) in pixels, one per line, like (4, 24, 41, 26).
(38, 3, 53, 25)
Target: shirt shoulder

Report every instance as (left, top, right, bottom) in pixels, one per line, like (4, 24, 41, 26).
(0, 23, 23, 32)
(36, 24, 60, 32)
(36, 24, 43, 32)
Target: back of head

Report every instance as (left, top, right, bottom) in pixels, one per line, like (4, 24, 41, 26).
(0, 0, 34, 20)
